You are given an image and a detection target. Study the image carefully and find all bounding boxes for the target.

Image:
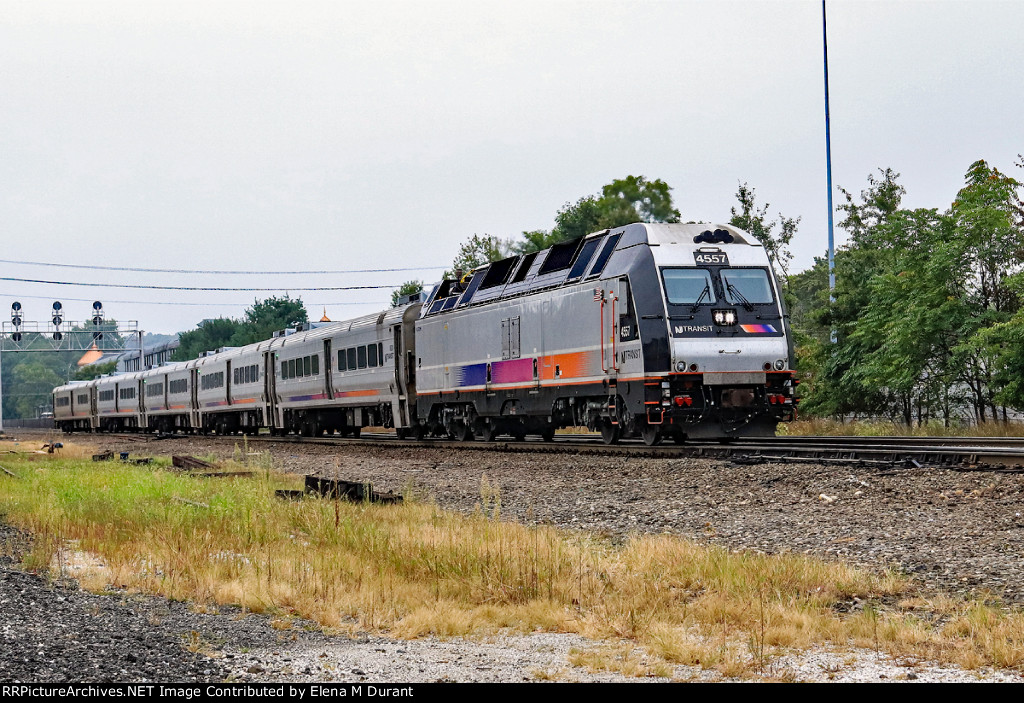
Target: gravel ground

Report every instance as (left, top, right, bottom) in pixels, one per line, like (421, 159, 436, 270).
(3, 431, 1024, 683)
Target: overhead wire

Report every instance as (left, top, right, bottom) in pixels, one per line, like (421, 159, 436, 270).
(0, 292, 388, 308)
(0, 276, 402, 291)
(0, 258, 445, 275)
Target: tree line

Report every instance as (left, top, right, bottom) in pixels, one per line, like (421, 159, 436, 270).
(794, 157, 1024, 426)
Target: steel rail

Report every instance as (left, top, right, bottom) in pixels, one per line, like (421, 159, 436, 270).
(70, 430, 1024, 472)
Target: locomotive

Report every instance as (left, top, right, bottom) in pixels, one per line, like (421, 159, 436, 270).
(53, 222, 796, 444)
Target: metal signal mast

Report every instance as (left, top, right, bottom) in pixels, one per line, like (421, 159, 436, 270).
(0, 300, 145, 432)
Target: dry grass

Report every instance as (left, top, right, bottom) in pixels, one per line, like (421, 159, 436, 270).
(780, 418, 1024, 437)
(2, 444, 1024, 676)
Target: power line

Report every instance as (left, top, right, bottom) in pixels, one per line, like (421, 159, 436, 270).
(0, 258, 445, 275)
(0, 276, 401, 292)
(0, 292, 388, 308)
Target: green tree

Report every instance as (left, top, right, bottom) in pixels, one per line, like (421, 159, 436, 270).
(173, 317, 241, 361)
(74, 359, 117, 381)
(597, 175, 681, 227)
(552, 196, 605, 243)
(511, 175, 683, 255)
(729, 182, 799, 281)
(391, 280, 425, 307)
(449, 234, 511, 275)
(233, 295, 308, 346)
(11, 360, 63, 419)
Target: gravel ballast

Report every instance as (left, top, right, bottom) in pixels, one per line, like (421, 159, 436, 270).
(3, 432, 1024, 683)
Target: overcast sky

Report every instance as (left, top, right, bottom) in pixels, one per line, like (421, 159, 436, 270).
(1, 0, 1021, 334)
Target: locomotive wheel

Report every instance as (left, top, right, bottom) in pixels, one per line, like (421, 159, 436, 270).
(480, 422, 498, 442)
(540, 426, 555, 442)
(454, 420, 474, 442)
(640, 424, 662, 446)
(350, 426, 361, 439)
(396, 427, 409, 440)
(600, 421, 621, 445)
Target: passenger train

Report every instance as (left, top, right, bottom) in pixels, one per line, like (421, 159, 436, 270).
(52, 223, 796, 445)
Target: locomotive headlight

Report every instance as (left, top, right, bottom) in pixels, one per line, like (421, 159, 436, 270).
(712, 309, 737, 326)
(676, 361, 686, 372)
(774, 359, 786, 370)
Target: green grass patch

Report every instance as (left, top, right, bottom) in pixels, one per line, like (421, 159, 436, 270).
(2, 450, 1024, 675)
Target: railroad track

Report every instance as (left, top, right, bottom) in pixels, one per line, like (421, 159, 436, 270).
(60, 430, 1024, 472)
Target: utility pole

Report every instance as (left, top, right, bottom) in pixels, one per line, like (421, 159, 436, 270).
(822, 0, 837, 342)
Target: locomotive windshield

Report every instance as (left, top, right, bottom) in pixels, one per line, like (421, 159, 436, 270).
(662, 269, 717, 304)
(720, 268, 774, 304)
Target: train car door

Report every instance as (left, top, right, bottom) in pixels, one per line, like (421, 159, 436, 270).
(392, 325, 410, 429)
(599, 283, 620, 377)
(225, 361, 232, 406)
(190, 368, 200, 429)
(323, 340, 334, 400)
(264, 351, 279, 429)
(137, 377, 145, 429)
(90, 386, 98, 430)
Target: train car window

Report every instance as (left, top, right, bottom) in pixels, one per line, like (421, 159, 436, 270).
(455, 269, 486, 305)
(662, 269, 717, 305)
(441, 296, 458, 311)
(721, 268, 774, 304)
(338, 350, 347, 371)
(538, 236, 583, 275)
(347, 348, 357, 370)
(357, 346, 367, 369)
(288, 359, 297, 379)
(511, 251, 538, 284)
(368, 344, 378, 367)
(479, 256, 518, 290)
(78, 394, 88, 404)
(378, 342, 384, 364)
(312, 355, 319, 375)
(566, 237, 603, 281)
(303, 356, 312, 376)
(587, 234, 622, 277)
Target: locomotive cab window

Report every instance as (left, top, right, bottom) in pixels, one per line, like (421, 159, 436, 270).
(661, 269, 717, 305)
(720, 268, 774, 305)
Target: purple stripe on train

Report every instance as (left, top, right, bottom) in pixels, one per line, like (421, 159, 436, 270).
(454, 358, 535, 387)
